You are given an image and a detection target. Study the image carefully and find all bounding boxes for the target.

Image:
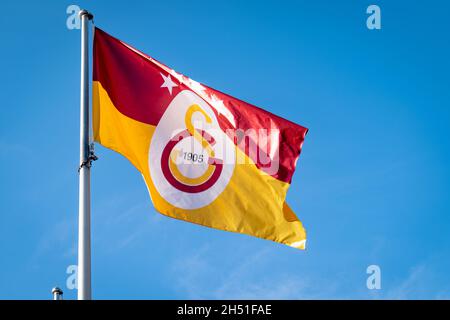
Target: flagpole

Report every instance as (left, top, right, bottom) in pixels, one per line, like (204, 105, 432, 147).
(78, 9, 93, 300)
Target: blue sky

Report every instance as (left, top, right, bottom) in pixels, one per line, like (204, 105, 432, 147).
(1, 0, 449, 299)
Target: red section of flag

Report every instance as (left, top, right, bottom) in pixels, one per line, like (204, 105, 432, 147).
(94, 28, 178, 126)
(93, 27, 308, 184)
(203, 85, 308, 183)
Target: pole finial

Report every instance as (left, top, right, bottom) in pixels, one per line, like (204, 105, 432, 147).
(52, 287, 63, 300)
(78, 9, 94, 20)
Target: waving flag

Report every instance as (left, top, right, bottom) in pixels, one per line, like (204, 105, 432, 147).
(93, 28, 308, 249)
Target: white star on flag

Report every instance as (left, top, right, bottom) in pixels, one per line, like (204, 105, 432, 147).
(188, 78, 206, 93)
(209, 94, 236, 127)
(160, 73, 178, 95)
(170, 69, 184, 82)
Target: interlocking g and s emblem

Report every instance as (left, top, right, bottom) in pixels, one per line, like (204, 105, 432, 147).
(149, 90, 236, 209)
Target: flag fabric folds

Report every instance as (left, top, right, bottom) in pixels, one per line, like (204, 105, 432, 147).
(92, 27, 309, 249)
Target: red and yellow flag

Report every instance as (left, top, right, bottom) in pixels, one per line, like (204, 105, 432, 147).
(93, 28, 308, 249)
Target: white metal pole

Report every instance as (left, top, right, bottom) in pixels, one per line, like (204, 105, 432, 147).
(78, 9, 93, 300)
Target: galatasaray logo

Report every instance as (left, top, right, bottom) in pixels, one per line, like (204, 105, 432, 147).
(161, 104, 223, 193)
(149, 90, 236, 209)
